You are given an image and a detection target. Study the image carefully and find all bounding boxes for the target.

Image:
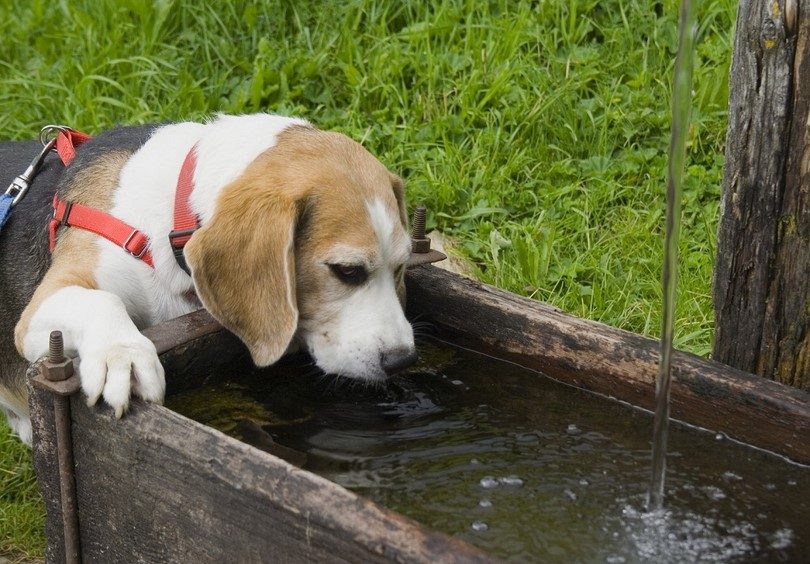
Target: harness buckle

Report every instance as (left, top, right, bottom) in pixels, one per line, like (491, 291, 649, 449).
(123, 230, 148, 259)
(168, 228, 197, 247)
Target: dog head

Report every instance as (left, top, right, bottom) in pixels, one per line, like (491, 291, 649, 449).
(184, 125, 416, 381)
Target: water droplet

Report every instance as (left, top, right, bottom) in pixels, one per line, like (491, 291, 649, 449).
(479, 499, 492, 508)
(722, 471, 742, 482)
(787, 479, 797, 486)
(567, 424, 581, 435)
(702, 486, 726, 500)
(621, 505, 641, 519)
(471, 520, 489, 532)
(770, 527, 793, 550)
(764, 483, 777, 491)
(605, 556, 625, 563)
(715, 433, 724, 441)
(579, 479, 590, 486)
(470, 458, 480, 465)
(499, 475, 524, 487)
(564, 488, 577, 501)
(480, 476, 499, 489)
(451, 379, 463, 385)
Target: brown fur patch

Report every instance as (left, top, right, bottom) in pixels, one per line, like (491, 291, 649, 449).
(14, 151, 132, 355)
(185, 126, 408, 365)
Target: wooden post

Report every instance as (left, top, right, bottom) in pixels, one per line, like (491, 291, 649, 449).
(713, 0, 809, 389)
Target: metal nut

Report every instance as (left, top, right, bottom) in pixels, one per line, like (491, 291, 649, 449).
(42, 357, 74, 382)
(412, 237, 431, 253)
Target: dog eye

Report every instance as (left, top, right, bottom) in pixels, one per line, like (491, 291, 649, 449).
(329, 263, 368, 285)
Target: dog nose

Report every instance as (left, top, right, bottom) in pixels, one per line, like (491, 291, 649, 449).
(380, 348, 418, 376)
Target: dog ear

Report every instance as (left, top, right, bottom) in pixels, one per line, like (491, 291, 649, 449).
(390, 173, 408, 304)
(390, 173, 408, 230)
(185, 188, 299, 367)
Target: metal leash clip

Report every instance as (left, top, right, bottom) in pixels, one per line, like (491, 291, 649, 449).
(3, 124, 72, 207)
(39, 124, 73, 147)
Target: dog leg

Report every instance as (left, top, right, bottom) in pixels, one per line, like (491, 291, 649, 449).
(16, 283, 164, 418)
(1, 383, 32, 445)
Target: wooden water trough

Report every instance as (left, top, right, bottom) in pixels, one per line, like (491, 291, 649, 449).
(29, 266, 810, 562)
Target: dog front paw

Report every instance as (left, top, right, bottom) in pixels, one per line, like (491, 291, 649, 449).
(79, 334, 165, 418)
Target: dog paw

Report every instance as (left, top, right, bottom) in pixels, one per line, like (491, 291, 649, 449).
(79, 334, 165, 418)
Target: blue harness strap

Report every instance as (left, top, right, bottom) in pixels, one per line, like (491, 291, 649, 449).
(0, 193, 13, 232)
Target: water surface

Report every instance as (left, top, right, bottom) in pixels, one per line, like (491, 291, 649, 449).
(167, 341, 810, 562)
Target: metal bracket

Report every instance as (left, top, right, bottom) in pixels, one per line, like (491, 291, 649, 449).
(31, 364, 81, 396)
(33, 331, 82, 564)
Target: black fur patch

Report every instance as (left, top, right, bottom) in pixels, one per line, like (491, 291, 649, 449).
(0, 124, 160, 397)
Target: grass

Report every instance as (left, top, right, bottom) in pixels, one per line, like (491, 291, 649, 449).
(0, 422, 45, 559)
(0, 0, 736, 556)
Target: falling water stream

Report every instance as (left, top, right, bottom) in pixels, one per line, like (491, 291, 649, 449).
(647, 0, 697, 512)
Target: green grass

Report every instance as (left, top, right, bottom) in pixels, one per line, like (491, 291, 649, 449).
(0, 0, 736, 556)
(0, 422, 45, 560)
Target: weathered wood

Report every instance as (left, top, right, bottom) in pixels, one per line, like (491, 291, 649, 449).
(406, 266, 810, 463)
(714, 0, 809, 388)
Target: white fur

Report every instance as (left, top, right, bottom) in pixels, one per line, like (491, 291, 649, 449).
(3, 405, 32, 445)
(303, 198, 413, 380)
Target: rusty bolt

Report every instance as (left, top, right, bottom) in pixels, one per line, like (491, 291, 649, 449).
(411, 205, 431, 253)
(43, 330, 74, 382)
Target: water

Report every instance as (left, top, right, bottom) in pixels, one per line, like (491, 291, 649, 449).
(649, 0, 698, 511)
(167, 341, 810, 562)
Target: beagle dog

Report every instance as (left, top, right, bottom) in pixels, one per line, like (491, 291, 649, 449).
(0, 114, 417, 445)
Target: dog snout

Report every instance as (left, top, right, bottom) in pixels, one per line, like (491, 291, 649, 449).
(380, 347, 418, 376)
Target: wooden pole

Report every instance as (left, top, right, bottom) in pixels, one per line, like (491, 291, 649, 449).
(714, 0, 809, 389)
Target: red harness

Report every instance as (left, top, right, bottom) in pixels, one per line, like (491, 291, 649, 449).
(49, 130, 200, 272)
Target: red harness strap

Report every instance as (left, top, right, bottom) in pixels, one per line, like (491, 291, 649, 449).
(55, 129, 91, 166)
(49, 130, 199, 271)
(168, 146, 200, 272)
(50, 196, 153, 265)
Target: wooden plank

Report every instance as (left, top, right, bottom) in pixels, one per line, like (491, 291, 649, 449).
(713, 0, 809, 389)
(65, 397, 492, 563)
(141, 308, 222, 355)
(406, 266, 810, 463)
